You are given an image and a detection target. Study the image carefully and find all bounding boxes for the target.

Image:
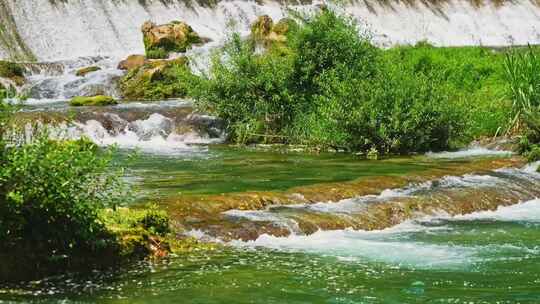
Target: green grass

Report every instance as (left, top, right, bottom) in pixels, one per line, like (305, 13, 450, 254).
(383, 44, 521, 139)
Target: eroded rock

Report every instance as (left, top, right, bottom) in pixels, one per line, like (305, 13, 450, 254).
(118, 54, 148, 71)
(142, 21, 209, 59)
(251, 16, 296, 45)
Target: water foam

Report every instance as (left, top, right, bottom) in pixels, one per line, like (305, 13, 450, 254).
(451, 199, 540, 222)
(22, 57, 123, 101)
(46, 112, 224, 155)
(426, 147, 513, 159)
(232, 227, 475, 268)
(3, 0, 540, 61)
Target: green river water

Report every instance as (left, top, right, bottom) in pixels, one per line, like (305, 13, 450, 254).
(2, 102, 540, 303)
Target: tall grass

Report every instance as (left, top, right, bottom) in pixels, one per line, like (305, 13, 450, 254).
(504, 46, 540, 132)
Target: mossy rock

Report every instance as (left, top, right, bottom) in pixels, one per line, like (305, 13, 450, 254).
(0, 60, 26, 86)
(76, 66, 101, 77)
(0, 206, 173, 283)
(250, 16, 295, 45)
(142, 21, 208, 59)
(273, 18, 296, 35)
(251, 15, 274, 40)
(70, 95, 117, 106)
(118, 54, 148, 70)
(119, 57, 192, 101)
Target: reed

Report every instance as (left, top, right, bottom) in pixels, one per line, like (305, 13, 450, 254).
(504, 46, 540, 132)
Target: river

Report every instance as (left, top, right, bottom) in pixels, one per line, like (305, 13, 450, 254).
(1, 99, 540, 303)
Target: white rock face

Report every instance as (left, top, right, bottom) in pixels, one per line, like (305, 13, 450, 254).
(1, 0, 540, 61)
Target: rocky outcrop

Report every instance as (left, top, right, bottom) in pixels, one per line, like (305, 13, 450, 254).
(119, 57, 191, 100)
(142, 21, 209, 59)
(251, 16, 296, 45)
(118, 54, 148, 71)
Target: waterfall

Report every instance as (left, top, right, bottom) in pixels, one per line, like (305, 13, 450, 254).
(1, 0, 540, 62)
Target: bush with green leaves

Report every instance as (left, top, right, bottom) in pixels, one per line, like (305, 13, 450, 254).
(193, 33, 296, 143)
(192, 9, 466, 154)
(0, 113, 128, 256)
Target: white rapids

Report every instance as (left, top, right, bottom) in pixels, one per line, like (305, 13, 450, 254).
(227, 162, 540, 269)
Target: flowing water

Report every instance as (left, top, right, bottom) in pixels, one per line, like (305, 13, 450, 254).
(2, 0, 540, 61)
(2, 100, 540, 303)
(2, 1, 540, 301)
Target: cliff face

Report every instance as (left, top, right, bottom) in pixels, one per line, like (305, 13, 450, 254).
(1, 0, 540, 61)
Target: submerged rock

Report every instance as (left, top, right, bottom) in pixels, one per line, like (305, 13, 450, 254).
(118, 54, 148, 71)
(70, 95, 117, 106)
(142, 21, 209, 59)
(75, 66, 101, 77)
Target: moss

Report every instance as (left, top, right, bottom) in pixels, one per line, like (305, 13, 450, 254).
(146, 48, 169, 59)
(70, 95, 117, 106)
(119, 57, 195, 101)
(0, 60, 25, 85)
(0, 206, 174, 283)
(75, 66, 101, 77)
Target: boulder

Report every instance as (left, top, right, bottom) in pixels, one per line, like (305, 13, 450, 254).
(69, 95, 118, 107)
(142, 21, 208, 59)
(250, 16, 296, 45)
(119, 57, 190, 100)
(75, 66, 101, 77)
(118, 55, 148, 71)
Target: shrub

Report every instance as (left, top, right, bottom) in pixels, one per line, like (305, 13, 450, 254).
(192, 33, 296, 143)
(0, 123, 128, 256)
(192, 9, 466, 154)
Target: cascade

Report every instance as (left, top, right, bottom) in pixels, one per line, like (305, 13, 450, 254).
(1, 0, 540, 61)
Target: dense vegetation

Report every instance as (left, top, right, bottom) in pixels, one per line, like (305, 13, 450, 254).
(0, 99, 170, 282)
(188, 10, 539, 155)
